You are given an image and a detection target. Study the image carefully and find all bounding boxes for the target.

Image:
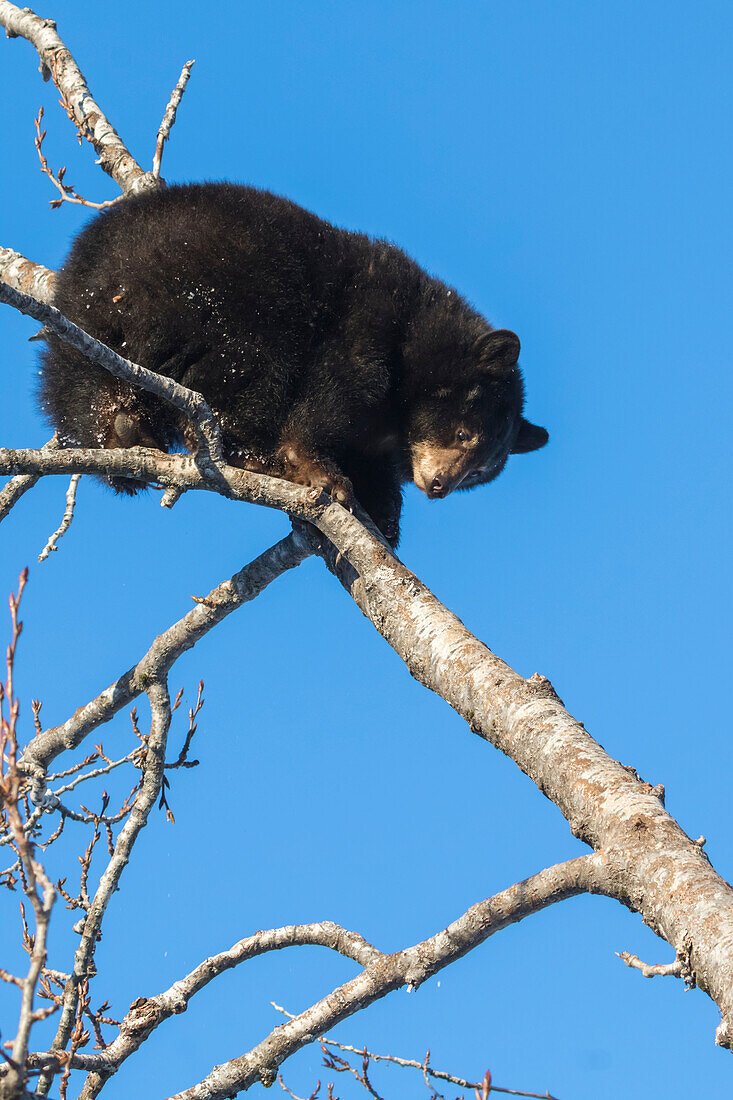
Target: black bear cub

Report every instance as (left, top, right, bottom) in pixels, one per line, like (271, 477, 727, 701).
(40, 182, 548, 545)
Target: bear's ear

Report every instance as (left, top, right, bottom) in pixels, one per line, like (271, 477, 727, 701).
(511, 418, 549, 453)
(476, 329, 521, 372)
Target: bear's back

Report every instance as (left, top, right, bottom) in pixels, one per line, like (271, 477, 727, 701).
(51, 182, 360, 364)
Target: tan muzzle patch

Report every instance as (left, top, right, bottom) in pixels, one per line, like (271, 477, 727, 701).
(411, 442, 471, 499)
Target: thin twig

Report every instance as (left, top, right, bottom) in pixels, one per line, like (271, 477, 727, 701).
(52, 749, 143, 797)
(0, 749, 143, 852)
(33, 107, 118, 211)
(38, 474, 81, 561)
(165, 681, 204, 768)
(36, 680, 173, 1096)
(616, 951, 682, 979)
(320, 1040, 557, 1099)
(277, 1075, 321, 1100)
(153, 857, 602, 1099)
(270, 1014, 559, 1100)
(152, 60, 195, 179)
(0, 571, 57, 1096)
(20, 532, 311, 777)
(321, 1045, 384, 1100)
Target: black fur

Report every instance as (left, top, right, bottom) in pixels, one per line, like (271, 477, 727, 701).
(39, 182, 548, 545)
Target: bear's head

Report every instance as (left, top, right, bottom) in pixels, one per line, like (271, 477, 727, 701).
(407, 329, 548, 499)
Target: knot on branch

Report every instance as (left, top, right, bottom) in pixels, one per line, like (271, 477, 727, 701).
(403, 961, 430, 991)
(525, 672, 564, 705)
(125, 997, 162, 1033)
(258, 1065, 277, 1088)
(678, 934, 696, 991)
(166, 987, 188, 1015)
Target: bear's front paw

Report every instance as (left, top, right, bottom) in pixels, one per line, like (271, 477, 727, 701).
(307, 468, 355, 510)
(279, 446, 353, 507)
(325, 473, 355, 508)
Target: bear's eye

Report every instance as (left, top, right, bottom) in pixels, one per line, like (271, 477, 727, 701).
(457, 429, 468, 443)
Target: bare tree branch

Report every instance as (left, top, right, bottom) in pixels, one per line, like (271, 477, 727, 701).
(0, 18, 730, 1091)
(13, 856, 598, 1095)
(293, 525, 733, 1049)
(33, 107, 119, 211)
(0, 747, 143, 854)
(4, 427, 733, 1055)
(0, 572, 57, 1100)
(158, 855, 603, 1098)
(35, 679, 173, 1096)
(76, 922, 383, 1098)
(308, 1038, 557, 1100)
(1, 475, 41, 524)
(0, 1, 156, 196)
(616, 951, 684, 980)
(4, 427, 733, 1052)
(0, 439, 58, 526)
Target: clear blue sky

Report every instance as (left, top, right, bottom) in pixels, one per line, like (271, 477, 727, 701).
(1, 2, 732, 1097)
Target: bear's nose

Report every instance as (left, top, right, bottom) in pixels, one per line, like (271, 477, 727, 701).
(429, 476, 446, 498)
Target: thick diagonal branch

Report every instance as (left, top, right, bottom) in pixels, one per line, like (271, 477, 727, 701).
(297, 527, 733, 1047)
(5, 441, 733, 1051)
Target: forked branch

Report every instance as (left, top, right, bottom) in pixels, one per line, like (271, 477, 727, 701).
(0, 0, 153, 195)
